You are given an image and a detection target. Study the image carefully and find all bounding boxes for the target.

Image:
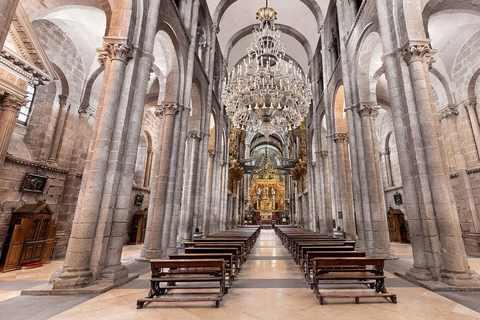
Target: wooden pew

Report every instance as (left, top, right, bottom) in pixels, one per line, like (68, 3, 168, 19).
(169, 253, 235, 289)
(294, 241, 356, 263)
(303, 251, 366, 288)
(298, 246, 355, 271)
(136, 259, 227, 309)
(195, 237, 251, 256)
(185, 247, 242, 271)
(312, 257, 397, 305)
(184, 242, 246, 263)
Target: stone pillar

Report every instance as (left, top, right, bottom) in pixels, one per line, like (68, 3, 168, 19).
(0, 0, 20, 50)
(383, 148, 394, 187)
(403, 43, 473, 285)
(359, 103, 391, 257)
(321, 150, 334, 235)
(440, 106, 480, 233)
(334, 133, 356, 240)
(464, 99, 480, 159)
(48, 95, 70, 161)
(0, 93, 23, 169)
(203, 149, 216, 234)
(143, 147, 153, 188)
(141, 103, 181, 259)
(178, 131, 202, 247)
(54, 40, 132, 289)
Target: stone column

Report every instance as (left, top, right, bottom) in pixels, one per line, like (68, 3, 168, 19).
(178, 131, 202, 247)
(441, 106, 480, 233)
(48, 95, 70, 161)
(143, 147, 153, 188)
(359, 103, 391, 257)
(0, 93, 23, 169)
(383, 148, 394, 187)
(321, 150, 334, 235)
(403, 43, 473, 285)
(54, 40, 132, 289)
(464, 99, 480, 159)
(203, 149, 216, 234)
(143, 103, 180, 259)
(0, 0, 20, 50)
(334, 133, 356, 240)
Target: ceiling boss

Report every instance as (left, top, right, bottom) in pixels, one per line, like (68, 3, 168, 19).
(221, 1, 313, 137)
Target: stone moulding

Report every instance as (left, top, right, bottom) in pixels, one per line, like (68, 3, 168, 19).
(6, 155, 69, 174)
(345, 0, 369, 46)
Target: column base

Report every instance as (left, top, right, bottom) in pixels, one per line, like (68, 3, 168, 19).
(53, 268, 93, 289)
(100, 264, 129, 284)
(167, 247, 178, 256)
(143, 248, 164, 260)
(406, 265, 434, 282)
(441, 269, 479, 287)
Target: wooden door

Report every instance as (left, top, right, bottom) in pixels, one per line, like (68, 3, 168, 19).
(387, 214, 398, 242)
(43, 218, 57, 262)
(3, 219, 28, 272)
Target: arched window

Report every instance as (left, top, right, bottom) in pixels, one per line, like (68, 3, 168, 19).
(17, 84, 36, 125)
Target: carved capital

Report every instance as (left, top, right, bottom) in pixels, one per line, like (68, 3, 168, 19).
(97, 41, 132, 66)
(334, 133, 348, 143)
(464, 98, 477, 110)
(358, 103, 379, 118)
(1, 93, 24, 112)
(187, 131, 203, 140)
(208, 149, 216, 157)
(58, 95, 69, 108)
(212, 24, 220, 34)
(155, 103, 182, 117)
(311, 161, 316, 168)
(403, 43, 434, 65)
(321, 150, 328, 157)
(78, 103, 96, 118)
(438, 106, 459, 121)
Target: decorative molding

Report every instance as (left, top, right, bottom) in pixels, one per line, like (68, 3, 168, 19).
(345, 0, 369, 46)
(438, 106, 458, 121)
(6, 155, 69, 174)
(449, 172, 459, 178)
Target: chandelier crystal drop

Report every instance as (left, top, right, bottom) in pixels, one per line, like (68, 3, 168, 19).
(221, 3, 312, 137)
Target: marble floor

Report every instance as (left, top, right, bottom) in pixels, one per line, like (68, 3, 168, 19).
(0, 230, 480, 320)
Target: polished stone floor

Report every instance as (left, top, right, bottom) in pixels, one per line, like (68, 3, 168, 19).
(1, 230, 480, 319)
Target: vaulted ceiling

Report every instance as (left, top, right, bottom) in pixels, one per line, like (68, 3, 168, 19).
(206, 0, 331, 73)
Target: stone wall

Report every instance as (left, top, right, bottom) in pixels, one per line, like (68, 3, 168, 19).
(0, 157, 67, 256)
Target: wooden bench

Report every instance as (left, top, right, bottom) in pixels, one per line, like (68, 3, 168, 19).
(304, 251, 366, 288)
(185, 242, 246, 263)
(169, 253, 235, 289)
(312, 257, 397, 305)
(298, 246, 355, 271)
(136, 259, 227, 309)
(185, 247, 242, 271)
(294, 241, 355, 263)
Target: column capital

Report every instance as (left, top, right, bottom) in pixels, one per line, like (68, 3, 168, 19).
(187, 131, 203, 140)
(402, 42, 436, 66)
(208, 149, 216, 157)
(97, 39, 133, 66)
(212, 24, 220, 34)
(358, 103, 379, 118)
(321, 150, 328, 157)
(155, 103, 182, 117)
(311, 161, 316, 168)
(464, 98, 477, 110)
(58, 95, 69, 107)
(334, 133, 348, 143)
(438, 106, 459, 121)
(1, 93, 25, 111)
(78, 103, 96, 118)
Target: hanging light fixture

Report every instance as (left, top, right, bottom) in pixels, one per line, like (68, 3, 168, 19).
(221, 1, 312, 137)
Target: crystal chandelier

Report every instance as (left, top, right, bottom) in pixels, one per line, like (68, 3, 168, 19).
(221, 2, 312, 137)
